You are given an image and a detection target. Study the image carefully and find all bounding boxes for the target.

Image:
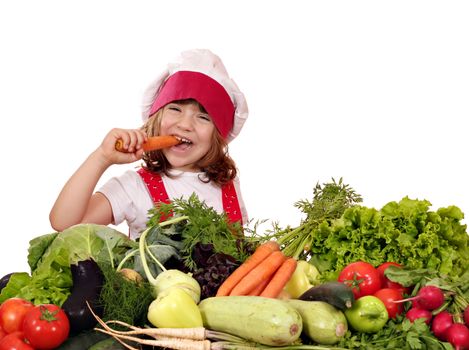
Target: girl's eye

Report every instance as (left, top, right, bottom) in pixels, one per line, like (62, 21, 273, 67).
(198, 114, 211, 122)
(167, 105, 181, 112)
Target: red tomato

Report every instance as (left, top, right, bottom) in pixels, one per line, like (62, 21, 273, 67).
(23, 304, 70, 350)
(376, 262, 410, 294)
(0, 326, 6, 340)
(0, 331, 34, 350)
(338, 262, 381, 299)
(0, 298, 34, 334)
(374, 288, 404, 319)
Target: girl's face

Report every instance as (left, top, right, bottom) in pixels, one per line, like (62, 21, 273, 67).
(159, 101, 215, 172)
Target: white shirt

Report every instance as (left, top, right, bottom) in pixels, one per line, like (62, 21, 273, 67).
(98, 169, 248, 239)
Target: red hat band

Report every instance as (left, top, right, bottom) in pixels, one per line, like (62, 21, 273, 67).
(149, 71, 235, 139)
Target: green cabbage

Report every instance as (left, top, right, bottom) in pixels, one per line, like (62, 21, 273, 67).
(0, 224, 134, 305)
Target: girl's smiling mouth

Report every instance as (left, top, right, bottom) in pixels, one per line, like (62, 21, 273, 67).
(172, 135, 193, 150)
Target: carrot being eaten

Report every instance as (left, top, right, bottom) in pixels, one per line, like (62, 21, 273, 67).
(115, 135, 181, 153)
(229, 250, 286, 296)
(216, 241, 280, 297)
(259, 257, 297, 298)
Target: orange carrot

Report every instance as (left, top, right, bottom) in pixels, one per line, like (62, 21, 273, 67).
(248, 277, 271, 296)
(260, 258, 298, 298)
(115, 135, 181, 153)
(216, 241, 280, 297)
(229, 250, 287, 296)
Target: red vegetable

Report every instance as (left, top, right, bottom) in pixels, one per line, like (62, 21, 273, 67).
(0, 331, 34, 350)
(406, 307, 432, 324)
(397, 285, 445, 311)
(431, 311, 454, 341)
(22, 304, 70, 350)
(446, 323, 469, 350)
(0, 298, 34, 334)
(373, 288, 403, 319)
(338, 262, 381, 299)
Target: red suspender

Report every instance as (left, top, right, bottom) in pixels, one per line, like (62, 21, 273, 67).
(221, 180, 243, 225)
(137, 168, 170, 205)
(137, 168, 243, 224)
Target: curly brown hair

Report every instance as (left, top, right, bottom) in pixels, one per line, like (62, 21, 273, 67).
(141, 99, 237, 186)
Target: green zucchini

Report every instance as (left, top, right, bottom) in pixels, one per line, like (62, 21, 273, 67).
(285, 300, 348, 345)
(298, 281, 354, 310)
(198, 296, 302, 346)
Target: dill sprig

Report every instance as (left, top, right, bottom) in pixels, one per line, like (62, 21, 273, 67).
(98, 262, 154, 329)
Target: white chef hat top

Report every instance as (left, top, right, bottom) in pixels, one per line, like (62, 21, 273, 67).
(142, 49, 248, 142)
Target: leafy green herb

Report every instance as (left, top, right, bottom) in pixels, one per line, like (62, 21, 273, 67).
(338, 318, 453, 349)
(295, 177, 363, 221)
(98, 262, 154, 329)
(146, 194, 253, 270)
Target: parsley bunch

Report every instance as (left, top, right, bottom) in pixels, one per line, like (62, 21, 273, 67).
(146, 194, 254, 270)
(338, 318, 452, 349)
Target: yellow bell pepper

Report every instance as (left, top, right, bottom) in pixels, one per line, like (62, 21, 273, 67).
(284, 260, 321, 298)
(147, 287, 203, 328)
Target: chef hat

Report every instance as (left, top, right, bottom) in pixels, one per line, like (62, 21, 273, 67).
(142, 49, 248, 142)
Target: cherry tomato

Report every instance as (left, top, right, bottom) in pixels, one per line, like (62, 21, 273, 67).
(0, 326, 5, 341)
(0, 298, 34, 334)
(376, 262, 410, 294)
(0, 331, 34, 350)
(374, 288, 404, 319)
(338, 261, 381, 299)
(23, 304, 70, 350)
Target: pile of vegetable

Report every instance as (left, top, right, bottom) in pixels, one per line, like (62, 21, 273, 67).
(0, 178, 468, 350)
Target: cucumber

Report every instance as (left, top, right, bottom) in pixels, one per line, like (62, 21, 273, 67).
(198, 296, 302, 346)
(285, 300, 348, 345)
(298, 281, 354, 310)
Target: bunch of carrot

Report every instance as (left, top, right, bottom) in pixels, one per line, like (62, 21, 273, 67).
(216, 241, 297, 298)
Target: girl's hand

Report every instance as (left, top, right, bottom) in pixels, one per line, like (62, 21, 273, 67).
(98, 128, 148, 165)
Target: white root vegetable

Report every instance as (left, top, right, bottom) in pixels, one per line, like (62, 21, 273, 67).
(95, 328, 211, 350)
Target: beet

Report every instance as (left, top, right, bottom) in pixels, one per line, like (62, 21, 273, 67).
(431, 311, 454, 341)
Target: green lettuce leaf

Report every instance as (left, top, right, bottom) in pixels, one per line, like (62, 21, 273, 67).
(309, 197, 469, 281)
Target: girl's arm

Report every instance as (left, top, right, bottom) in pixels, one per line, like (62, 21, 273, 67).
(49, 128, 147, 231)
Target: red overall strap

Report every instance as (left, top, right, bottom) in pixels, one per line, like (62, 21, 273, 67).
(221, 181, 243, 225)
(137, 168, 171, 204)
(137, 168, 243, 224)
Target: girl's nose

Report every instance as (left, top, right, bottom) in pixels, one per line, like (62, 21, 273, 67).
(176, 113, 194, 131)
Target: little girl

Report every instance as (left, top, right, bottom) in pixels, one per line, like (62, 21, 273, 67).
(49, 49, 249, 239)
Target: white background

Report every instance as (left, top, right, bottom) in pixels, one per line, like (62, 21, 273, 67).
(1, 1, 468, 278)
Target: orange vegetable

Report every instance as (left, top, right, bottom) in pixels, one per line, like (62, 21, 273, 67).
(229, 250, 287, 296)
(115, 135, 181, 153)
(248, 278, 270, 296)
(216, 241, 280, 297)
(260, 258, 297, 298)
